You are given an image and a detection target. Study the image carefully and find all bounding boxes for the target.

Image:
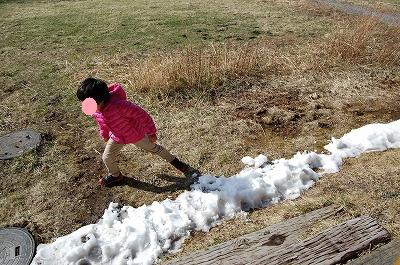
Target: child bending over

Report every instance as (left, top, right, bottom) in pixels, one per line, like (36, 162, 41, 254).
(77, 77, 200, 186)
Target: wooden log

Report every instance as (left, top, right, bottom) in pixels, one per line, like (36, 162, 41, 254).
(163, 205, 343, 265)
(164, 212, 391, 265)
(346, 240, 400, 265)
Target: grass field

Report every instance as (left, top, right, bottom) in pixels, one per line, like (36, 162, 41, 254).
(0, 0, 399, 261)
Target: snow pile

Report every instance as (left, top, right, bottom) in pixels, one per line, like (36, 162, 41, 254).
(326, 120, 400, 157)
(31, 119, 400, 265)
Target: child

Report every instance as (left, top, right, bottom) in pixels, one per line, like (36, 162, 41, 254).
(77, 77, 200, 186)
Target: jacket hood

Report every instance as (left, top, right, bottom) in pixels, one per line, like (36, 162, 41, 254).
(108, 83, 127, 100)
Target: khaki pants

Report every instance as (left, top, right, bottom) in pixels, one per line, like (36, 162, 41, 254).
(102, 136, 176, 176)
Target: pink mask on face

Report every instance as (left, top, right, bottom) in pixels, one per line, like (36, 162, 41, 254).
(82, 97, 97, 115)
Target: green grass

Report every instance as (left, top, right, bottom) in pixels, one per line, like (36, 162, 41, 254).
(0, 0, 335, 54)
(1, 0, 255, 53)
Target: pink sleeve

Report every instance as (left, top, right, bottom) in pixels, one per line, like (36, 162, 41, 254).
(93, 115, 110, 140)
(119, 101, 157, 135)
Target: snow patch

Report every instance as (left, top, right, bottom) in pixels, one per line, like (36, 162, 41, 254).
(31, 119, 400, 265)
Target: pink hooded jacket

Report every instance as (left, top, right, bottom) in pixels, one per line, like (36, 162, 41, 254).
(92, 83, 157, 144)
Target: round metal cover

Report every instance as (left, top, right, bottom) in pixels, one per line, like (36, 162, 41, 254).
(0, 227, 36, 265)
(0, 130, 41, 160)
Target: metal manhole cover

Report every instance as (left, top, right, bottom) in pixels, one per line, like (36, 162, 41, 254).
(0, 130, 41, 160)
(0, 227, 36, 265)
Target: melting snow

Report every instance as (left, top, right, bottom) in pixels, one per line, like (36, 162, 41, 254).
(31, 119, 400, 265)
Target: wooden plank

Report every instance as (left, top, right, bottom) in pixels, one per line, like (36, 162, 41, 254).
(165, 214, 390, 265)
(346, 240, 400, 265)
(251, 216, 390, 265)
(164, 205, 342, 265)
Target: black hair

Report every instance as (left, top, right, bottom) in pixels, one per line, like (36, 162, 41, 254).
(76, 77, 111, 104)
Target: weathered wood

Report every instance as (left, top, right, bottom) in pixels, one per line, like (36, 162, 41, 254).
(164, 205, 342, 265)
(251, 216, 390, 265)
(165, 213, 390, 265)
(346, 240, 400, 265)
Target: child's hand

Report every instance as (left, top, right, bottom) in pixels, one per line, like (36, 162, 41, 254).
(148, 134, 157, 143)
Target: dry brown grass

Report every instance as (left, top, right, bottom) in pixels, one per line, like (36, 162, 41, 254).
(126, 43, 287, 99)
(88, 18, 399, 102)
(321, 18, 400, 66)
(376, 27, 400, 66)
(327, 18, 378, 62)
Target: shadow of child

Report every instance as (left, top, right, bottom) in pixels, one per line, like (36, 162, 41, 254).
(109, 175, 192, 193)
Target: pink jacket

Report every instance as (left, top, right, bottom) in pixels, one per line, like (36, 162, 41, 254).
(92, 83, 157, 144)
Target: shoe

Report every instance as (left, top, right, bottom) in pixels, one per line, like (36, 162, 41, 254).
(98, 173, 124, 187)
(170, 158, 201, 180)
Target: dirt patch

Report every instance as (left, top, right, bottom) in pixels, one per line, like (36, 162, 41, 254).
(227, 68, 400, 139)
(234, 89, 306, 136)
(212, 67, 400, 165)
(231, 87, 325, 137)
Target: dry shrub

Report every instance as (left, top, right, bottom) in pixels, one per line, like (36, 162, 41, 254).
(129, 42, 289, 99)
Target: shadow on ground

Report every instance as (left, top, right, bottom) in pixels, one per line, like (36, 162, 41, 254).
(109, 174, 193, 193)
